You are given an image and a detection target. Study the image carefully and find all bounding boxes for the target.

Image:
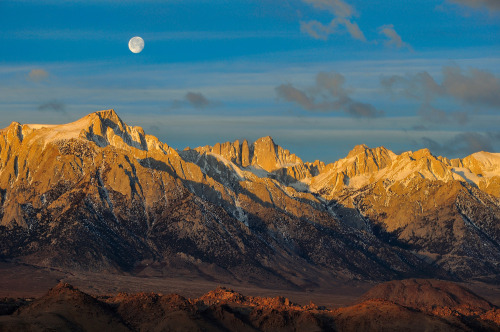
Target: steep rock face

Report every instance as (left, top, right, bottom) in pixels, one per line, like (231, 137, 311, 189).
(0, 109, 500, 283)
(193, 136, 318, 176)
(287, 144, 500, 280)
(310, 146, 464, 197)
(456, 152, 500, 196)
(178, 135, 500, 281)
(309, 145, 396, 194)
(317, 147, 500, 279)
(0, 110, 436, 285)
(349, 178, 500, 279)
(251, 136, 301, 172)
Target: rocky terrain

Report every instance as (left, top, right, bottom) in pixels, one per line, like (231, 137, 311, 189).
(0, 109, 499, 286)
(0, 279, 499, 331)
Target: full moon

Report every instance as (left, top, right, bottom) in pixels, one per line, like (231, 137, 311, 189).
(128, 36, 144, 53)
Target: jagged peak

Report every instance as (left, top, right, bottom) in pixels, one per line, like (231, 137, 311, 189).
(346, 144, 369, 157)
(0, 121, 30, 143)
(460, 151, 500, 175)
(94, 109, 120, 121)
(0, 110, 172, 155)
(1, 121, 22, 135)
(252, 136, 302, 172)
(19, 109, 124, 135)
(81, 109, 125, 131)
(345, 144, 393, 160)
(189, 136, 303, 173)
(253, 135, 275, 146)
(6, 121, 22, 129)
(78, 110, 169, 152)
(412, 148, 435, 160)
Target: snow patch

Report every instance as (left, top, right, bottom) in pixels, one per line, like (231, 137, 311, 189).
(234, 198, 248, 226)
(244, 165, 269, 179)
(288, 180, 309, 192)
(451, 167, 482, 185)
(347, 175, 370, 189)
(471, 151, 500, 166)
(207, 153, 245, 181)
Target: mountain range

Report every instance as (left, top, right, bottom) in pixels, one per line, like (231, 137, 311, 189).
(1, 109, 499, 287)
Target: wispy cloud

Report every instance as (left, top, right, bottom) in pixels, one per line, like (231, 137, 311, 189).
(421, 132, 498, 157)
(381, 65, 500, 124)
(417, 104, 468, 125)
(276, 71, 383, 118)
(302, 0, 355, 18)
(172, 91, 219, 109)
(442, 66, 500, 107)
(300, 18, 366, 41)
(27, 69, 49, 83)
(378, 25, 412, 50)
(300, 0, 366, 42)
(299, 0, 413, 48)
(38, 100, 66, 113)
(447, 0, 500, 12)
(6, 29, 293, 41)
(185, 92, 212, 108)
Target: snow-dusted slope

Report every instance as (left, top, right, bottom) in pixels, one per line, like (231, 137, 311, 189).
(6, 109, 174, 155)
(299, 145, 500, 198)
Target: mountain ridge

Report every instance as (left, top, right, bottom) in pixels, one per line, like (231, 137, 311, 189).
(3, 109, 498, 194)
(1, 109, 499, 285)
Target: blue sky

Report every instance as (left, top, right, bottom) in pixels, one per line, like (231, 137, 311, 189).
(1, 0, 499, 162)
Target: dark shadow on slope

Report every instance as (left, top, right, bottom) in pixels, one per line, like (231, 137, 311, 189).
(177, 177, 444, 283)
(173, 150, 452, 282)
(370, 223, 415, 251)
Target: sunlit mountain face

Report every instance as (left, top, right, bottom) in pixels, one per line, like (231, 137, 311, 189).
(1, 110, 499, 287)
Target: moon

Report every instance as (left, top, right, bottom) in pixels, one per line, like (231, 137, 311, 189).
(128, 36, 144, 54)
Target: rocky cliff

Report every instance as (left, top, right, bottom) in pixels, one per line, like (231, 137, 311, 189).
(0, 110, 499, 285)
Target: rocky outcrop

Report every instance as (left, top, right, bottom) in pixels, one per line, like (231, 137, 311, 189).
(1, 280, 499, 331)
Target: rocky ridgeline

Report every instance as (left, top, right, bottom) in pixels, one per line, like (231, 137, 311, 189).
(0, 110, 499, 285)
(1, 279, 500, 331)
